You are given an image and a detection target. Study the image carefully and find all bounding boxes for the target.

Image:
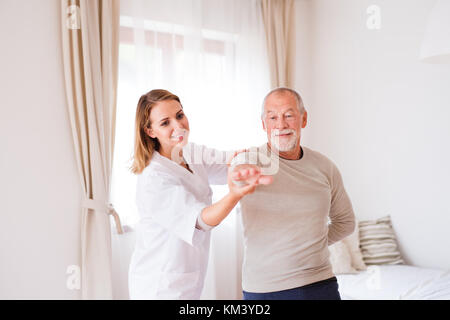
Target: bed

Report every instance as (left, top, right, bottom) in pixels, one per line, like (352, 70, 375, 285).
(336, 264, 450, 300)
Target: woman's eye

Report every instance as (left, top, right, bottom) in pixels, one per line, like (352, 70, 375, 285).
(177, 113, 184, 119)
(161, 121, 168, 126)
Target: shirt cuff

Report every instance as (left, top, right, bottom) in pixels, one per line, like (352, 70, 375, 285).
(196, 213, 215, 232)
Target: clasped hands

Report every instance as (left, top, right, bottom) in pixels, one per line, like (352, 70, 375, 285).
(226, 150, 273, 198)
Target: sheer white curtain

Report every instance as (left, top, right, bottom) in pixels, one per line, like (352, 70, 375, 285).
(111, 0, 270, 299)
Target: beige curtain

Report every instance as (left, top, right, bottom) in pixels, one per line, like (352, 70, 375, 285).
(261, 0, 295, 88)
(61, 0, 122, 299)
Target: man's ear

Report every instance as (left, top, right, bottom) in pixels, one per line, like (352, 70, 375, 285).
(301, 111, 308, 128)
(262, 118, 266, 131)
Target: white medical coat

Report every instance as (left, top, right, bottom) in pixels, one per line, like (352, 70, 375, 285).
(128, 143, 228, 299)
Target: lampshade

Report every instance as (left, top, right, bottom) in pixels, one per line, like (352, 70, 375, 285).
(420, 0, 450, 64)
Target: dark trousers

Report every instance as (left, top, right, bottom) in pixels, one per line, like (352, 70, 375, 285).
(243, 277, 341, 300)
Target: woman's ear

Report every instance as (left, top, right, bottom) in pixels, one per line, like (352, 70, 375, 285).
(144, 127, 156, 139)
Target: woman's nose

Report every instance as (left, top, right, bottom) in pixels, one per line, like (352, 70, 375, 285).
(174, 120, 185, 130)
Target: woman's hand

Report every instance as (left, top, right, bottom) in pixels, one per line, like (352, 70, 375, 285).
(199, 151, 273, 228)
(227, 164, 273, 199)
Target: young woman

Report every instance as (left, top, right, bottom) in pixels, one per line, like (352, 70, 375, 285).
(128, 89, 271, 299)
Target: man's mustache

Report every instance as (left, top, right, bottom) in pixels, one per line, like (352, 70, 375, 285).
(271, 129, 296, 137)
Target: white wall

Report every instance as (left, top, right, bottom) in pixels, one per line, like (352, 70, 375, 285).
(0, 0, 81, 299)
(295, 0, 450, 269)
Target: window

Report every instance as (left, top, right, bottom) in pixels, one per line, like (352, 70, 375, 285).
(111, 8, 269, 226)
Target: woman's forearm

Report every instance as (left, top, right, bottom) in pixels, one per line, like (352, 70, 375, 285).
(200, 192, 241, 227)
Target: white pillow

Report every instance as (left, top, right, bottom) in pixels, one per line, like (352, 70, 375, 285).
(342, 221, 367, 271)
(329, 219, 367, 274)
(329, 241, 358, 274)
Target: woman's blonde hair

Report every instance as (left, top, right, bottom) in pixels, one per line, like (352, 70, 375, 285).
(130, 89, 181, 174)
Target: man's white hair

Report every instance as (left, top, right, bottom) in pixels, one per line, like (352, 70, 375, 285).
(261, 87, 305, 118)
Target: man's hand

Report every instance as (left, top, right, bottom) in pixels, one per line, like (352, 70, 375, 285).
(227, 164, 273, 199)
(230, 164, 273, 186)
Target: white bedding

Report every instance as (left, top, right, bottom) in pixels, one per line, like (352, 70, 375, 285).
(336, 264, 450, 300)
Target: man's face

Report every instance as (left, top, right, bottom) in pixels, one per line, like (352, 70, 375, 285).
(262, 92, 307, 152)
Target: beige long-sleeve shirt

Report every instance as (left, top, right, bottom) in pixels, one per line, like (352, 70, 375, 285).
(238, 144, 355, 293)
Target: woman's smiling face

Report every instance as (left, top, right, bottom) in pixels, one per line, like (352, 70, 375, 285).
(145, 99, 190, 158)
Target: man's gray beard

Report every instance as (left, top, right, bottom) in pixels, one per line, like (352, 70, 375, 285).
(270, 133, 298, 152)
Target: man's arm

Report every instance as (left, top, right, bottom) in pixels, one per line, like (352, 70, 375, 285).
(327, 163, 355, 245)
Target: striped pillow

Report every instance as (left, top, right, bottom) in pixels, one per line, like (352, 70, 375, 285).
(359, 216, 404, 265)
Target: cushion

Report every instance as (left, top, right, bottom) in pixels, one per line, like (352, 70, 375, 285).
(342, 221, 367, 270)
(329, 241, 358, 274)
(329, 220, 366, 274)
(359, 215, 404, 265)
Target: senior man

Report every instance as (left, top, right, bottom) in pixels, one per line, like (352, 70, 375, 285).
(233, 87, 355, 300)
